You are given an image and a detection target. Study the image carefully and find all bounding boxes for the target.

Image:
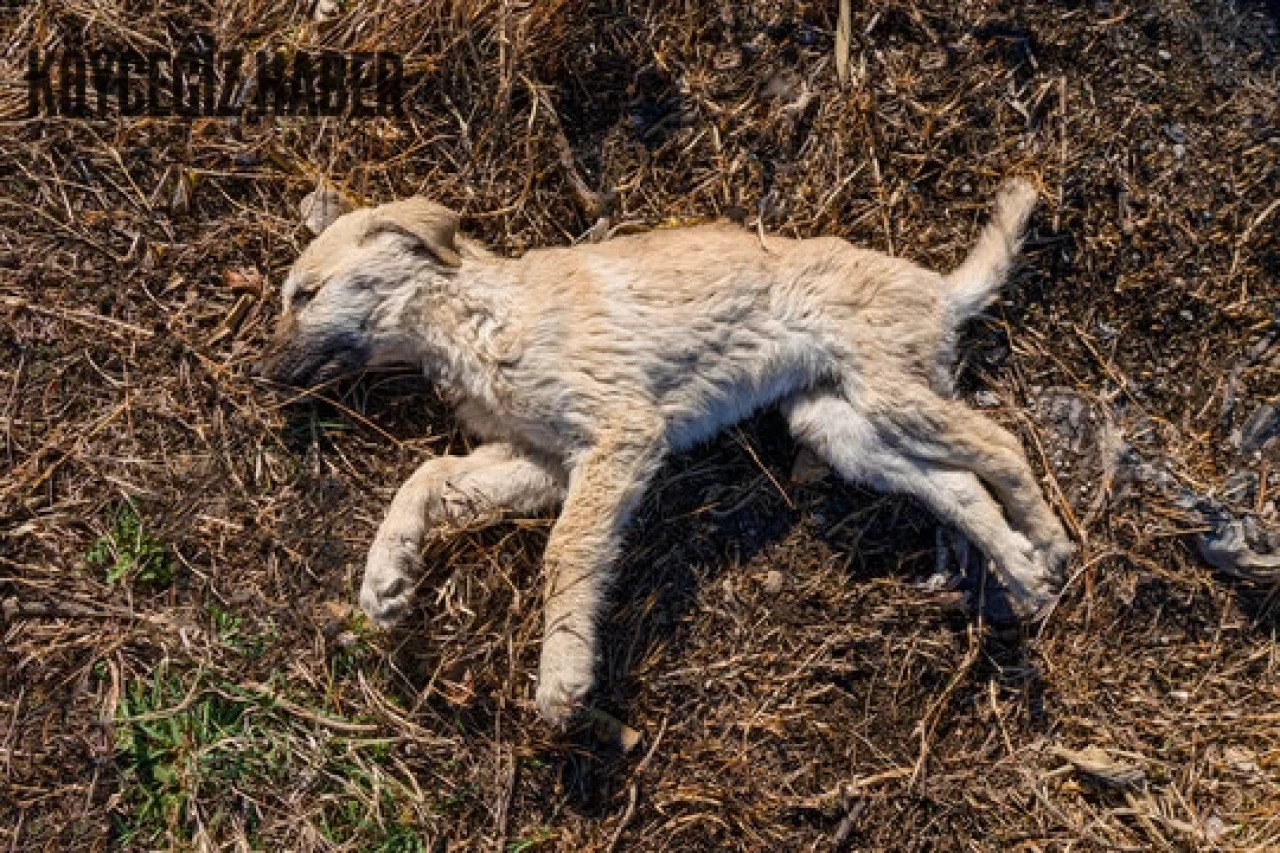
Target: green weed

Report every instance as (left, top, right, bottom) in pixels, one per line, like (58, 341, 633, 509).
(87, 499, 175, 587)
(111, 666, 285, 846)
(209, 605, 277, 659)
(318, 791, 426, 851)
(111, 664, 426, 847)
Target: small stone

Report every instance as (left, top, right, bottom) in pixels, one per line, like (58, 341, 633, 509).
(1173, 143, 1186, 160)
(919, 573, 951, 592)
(313, 0, 340, 22)
(762, 570, 785, 594)
(973, 390, 1001, 409)
(1158, 49, 1172, 61)
(1224, 746, 1261, 776)
(1222, 471, 1259, 505)
(1239, 402, 1279, 453)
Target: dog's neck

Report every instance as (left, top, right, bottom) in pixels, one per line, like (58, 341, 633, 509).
(403, 264, 517, 410)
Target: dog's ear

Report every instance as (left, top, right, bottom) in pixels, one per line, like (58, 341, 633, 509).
(299, 184, 354, 236)
(367, 198, 462, 268)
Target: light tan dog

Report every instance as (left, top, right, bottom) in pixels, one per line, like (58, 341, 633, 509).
(261, 180, 1073, 726)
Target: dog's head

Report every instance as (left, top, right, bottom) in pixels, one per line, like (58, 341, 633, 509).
(259, 197, 462, 387)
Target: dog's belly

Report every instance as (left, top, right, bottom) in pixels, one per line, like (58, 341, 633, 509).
(653, 328, 833, 453)
(660, 363, 816, 452)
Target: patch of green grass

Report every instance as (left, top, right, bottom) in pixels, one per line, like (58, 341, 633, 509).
(318, 791, 426, 851)
(111, 664, 429, 847)
(87, 499, 175, 587)
(91, 659, 110, 682)
(209, 605, 277, 659)
(329, 633, 374, 680)
(210, 603, 241, 640)
(111, 665, 287, 846)
(314, 419, 351, 432)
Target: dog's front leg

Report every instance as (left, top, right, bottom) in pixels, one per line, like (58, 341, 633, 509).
(535, 426, 666, 726)
(362, 443, 564, 627)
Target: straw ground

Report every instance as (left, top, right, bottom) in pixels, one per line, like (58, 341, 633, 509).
(2, 1, 1278, 849)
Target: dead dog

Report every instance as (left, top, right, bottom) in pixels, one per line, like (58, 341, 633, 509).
(261, 180, 1073, 726)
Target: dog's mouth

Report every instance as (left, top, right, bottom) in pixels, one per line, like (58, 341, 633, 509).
(259, 331, 370, 389)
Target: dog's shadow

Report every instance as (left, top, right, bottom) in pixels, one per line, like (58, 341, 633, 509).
(346, 393, 1048, 818)
(280, 365, 1058, 821)
(545, 412, 1054, 819)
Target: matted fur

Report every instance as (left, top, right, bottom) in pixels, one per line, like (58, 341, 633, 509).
(261, 179, 1072, 726)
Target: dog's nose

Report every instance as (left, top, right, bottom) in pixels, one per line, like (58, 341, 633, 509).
(254, 350, 286, 383)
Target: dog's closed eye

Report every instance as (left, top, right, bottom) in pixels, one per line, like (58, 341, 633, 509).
(287, 277, 320, 309)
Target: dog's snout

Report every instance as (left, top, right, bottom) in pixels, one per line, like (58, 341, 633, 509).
(258, 319, 371, 389)
(255, 344, 293, 386)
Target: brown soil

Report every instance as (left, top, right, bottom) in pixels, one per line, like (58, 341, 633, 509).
(2, 1, 1278, 850)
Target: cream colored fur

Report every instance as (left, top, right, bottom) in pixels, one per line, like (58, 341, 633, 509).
(261, 179, 1072, 726)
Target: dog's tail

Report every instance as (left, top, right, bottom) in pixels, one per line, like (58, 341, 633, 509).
(943, 179, 1038, 328)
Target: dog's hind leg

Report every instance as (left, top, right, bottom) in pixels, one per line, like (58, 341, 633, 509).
(361, 443, 565, 627)
(872, 390, 1074, 575)
(784, 391, 1061, 617)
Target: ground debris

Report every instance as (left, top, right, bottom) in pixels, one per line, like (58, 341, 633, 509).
(1190, 504, 1280, 582)
(1238, 401, 1280, 454)
(4, 0, 1279, 849)
(1050, 746, 1147, 791)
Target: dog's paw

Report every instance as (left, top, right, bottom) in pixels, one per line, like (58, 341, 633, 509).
(360, 539, 417, 628)
(1026, 533, 1073, 613)
(1008, 576, 1058, 623)
(1040, 536, 1076, 579)
(997, 536, 1062, 623)
(535, 633, 594, 727)
(1029, 515, 1075, 576)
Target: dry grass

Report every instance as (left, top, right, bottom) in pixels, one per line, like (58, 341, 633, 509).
(2, 0, 1279, 850)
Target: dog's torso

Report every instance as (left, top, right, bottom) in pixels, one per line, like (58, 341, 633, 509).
(432, 222, 951, 466)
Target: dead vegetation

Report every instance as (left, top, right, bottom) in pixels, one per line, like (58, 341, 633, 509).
(2, 0, 1278, 850)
